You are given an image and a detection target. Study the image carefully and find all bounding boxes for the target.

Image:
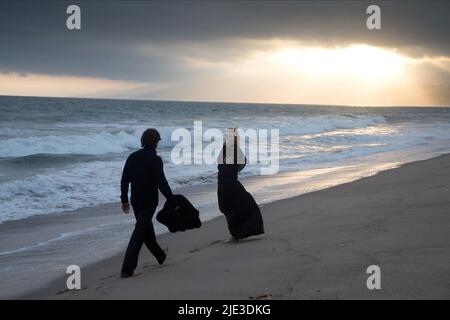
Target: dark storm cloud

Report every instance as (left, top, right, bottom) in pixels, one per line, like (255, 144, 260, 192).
(0, 1, 449, 81)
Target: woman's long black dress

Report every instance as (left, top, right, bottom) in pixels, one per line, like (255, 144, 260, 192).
(217, 146, 264, 239)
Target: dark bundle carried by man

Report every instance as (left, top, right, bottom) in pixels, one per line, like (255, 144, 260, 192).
(156, 194, 201, 232)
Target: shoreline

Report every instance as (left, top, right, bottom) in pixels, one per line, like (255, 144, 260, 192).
(0, 150, 406, 262)
(20, 154, 450, 299)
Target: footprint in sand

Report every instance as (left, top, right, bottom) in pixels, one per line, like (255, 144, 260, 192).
(56, 289, 70, 295)
(100, 274, 116, 281)
(57, 287, 87, 295)
(144, 263, 162, 268)
(248, 293, 273, 300)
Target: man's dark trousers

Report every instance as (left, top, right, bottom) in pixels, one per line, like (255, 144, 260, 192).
(121, 206, 165, 275)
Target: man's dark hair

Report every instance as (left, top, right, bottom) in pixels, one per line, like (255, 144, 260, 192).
(141, 128, 161, 149)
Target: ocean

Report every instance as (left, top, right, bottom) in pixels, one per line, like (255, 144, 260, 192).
(1, 95, 450, 297)
(2, 95, 450, 223)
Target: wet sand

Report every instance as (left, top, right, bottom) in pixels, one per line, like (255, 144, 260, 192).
(21, 154, 450, 299)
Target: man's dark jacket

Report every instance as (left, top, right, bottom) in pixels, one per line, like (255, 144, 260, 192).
(120, 147, 175, 209)
(157, 194, 201, 233)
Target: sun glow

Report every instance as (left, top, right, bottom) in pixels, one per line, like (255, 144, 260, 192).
(187, 42, 433, 106)
(270, 44, 408, 82)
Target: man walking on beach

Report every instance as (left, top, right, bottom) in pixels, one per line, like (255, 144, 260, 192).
(120, 128, 179, 278)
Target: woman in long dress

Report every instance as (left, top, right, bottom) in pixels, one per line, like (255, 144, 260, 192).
(217, 128, 264, 241)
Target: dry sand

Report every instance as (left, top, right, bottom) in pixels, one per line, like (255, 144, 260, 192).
(24, 155, 450, 299)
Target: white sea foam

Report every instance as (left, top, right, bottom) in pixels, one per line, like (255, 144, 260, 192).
(0, 158, 217, 222)
(0, 115, 386, 158)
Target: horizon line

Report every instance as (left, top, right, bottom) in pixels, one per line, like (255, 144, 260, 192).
(0, 94, 449, 109)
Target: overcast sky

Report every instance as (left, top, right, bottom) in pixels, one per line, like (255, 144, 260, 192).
(1, 1, 449, 106)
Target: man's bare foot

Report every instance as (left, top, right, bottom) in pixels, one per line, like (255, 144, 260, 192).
(223, 237, 239, 243)
(121, 272, 134, 278)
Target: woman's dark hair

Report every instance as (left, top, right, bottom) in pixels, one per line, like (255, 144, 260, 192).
(141, 128, 161, 149)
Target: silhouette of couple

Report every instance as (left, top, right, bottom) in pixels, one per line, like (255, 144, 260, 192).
(120, 128, 264, 278)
